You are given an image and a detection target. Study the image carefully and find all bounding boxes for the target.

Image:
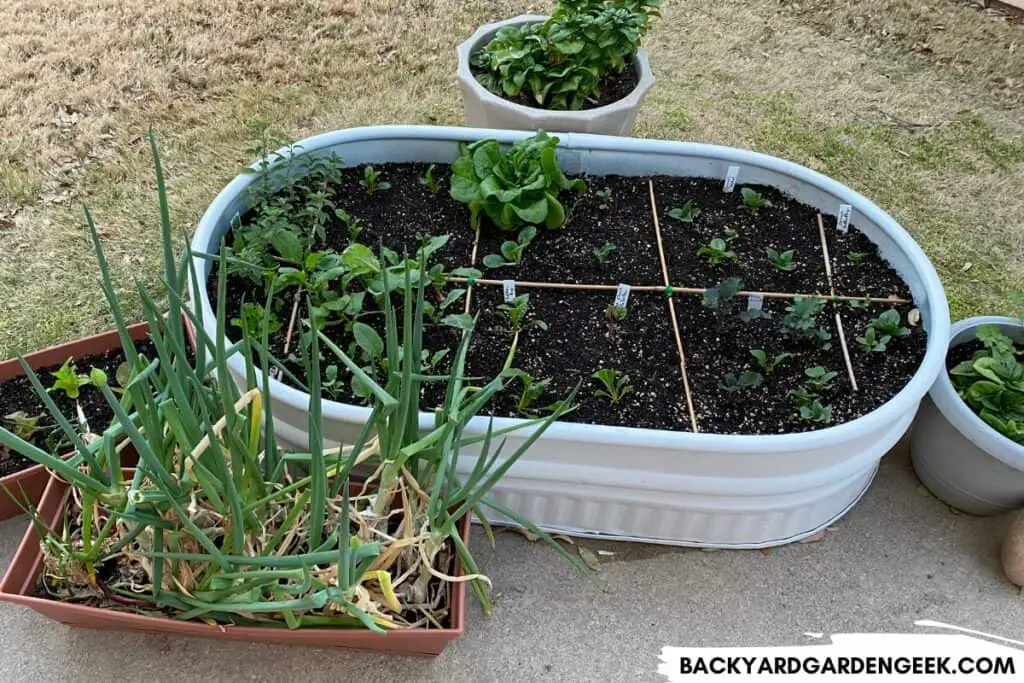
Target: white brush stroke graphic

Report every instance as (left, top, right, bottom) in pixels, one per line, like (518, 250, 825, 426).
(659, 621, 1024, 681)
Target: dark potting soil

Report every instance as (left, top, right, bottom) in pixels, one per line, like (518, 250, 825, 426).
(466, 287, 693, 431)
(677, 297, 927, 434)
(475, 176, 663, 285)
(210, 163, 928, 435)
(0, 341, 155, 477)
(471, 61, 640, 112)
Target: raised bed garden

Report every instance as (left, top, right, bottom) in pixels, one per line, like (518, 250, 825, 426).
(191, 126, 950, 547)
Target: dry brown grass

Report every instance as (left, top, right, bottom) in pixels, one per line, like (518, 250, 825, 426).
(0, 0, 1021, 358)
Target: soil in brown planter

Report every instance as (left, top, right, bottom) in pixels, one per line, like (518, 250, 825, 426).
(209, 164, 928, 435)
(0, 341, 155, 477)
(470, 61, 640, 111)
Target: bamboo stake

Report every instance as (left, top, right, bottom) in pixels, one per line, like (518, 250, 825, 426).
(649, 179, 699, 433)
(444, 276, 908, 304)
(464, 226, 481, 315)
(817, 213, 858, 392)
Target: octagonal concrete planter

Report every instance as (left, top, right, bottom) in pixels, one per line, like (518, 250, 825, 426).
(190, 125, 950, 548)
(911, 317, 1024, 515)
(456, 15, 655, 136)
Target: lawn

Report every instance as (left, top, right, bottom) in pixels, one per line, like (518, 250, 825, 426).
(0, 0, 1021, 359)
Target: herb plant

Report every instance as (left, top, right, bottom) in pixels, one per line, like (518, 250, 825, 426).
(450, 132, 586, 231)
(668, 200, 701, 223)
(698, 238, 738, 265)
(949, 325, 1024, 444)
(593, 241, 618, 264)
(765, 248, 796, 271)
(740, 187, 772, 214)
(750, 350, 792, 375)
(483, 226, 538, 269)
(419, 164, 440, 193)
(592, 368, 634, 404)
(470, 0, 661, 111)
(719, 371, 763, 394)
(231, 302, 283, 340)
(359, 165, 390, 196)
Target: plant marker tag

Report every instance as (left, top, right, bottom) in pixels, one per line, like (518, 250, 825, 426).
(503, 279, 516, 303)
(723, 165, 740, 192)
(747, 293, 764, 311)
(614, 283, 631, 308)
(836, 204, 852, 233)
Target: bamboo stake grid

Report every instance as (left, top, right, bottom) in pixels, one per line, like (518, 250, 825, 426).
(447, 176, 911, 434)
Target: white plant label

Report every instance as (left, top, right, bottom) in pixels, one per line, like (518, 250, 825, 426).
(614, 283, 631, 308)
(836, 204, 853, 233)
(503, 279, 516, 303)
(747, 293, 764, 311)
(723, 165, 740, 193)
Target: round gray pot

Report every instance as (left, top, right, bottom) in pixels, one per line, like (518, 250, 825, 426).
(455, 14, 655, 136)
(911, 316, 1024, 515)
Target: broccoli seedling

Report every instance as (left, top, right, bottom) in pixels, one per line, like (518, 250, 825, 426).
(702, 277, 743, 312)
(719, 371, 764, 395)
(868, 309, 911, 339)
(781, 297, 832, 346)
(803, 366, 838, 392)
(798, 399, 834, 424)
(698, 238, 738, 265)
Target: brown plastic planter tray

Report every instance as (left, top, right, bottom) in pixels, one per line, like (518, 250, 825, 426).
(0, 471, 470, 656)
(0, 323, 150, 520)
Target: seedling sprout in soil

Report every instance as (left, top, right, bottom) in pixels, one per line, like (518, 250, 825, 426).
(209, 128, 925, 436)
(592, 369, 634, 404)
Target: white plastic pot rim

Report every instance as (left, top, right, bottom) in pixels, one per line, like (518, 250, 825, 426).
(191, 124, 950, 456)
(928, 315, 1024, 469)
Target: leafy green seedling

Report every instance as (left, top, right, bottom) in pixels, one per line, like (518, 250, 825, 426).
(49, 358, 91, 399)
(803, 366, 838, 392)
(750, 350, 792, 375)
(359, 165, 391, 196)
(593, 242, 617, 265)
(781, 297, 832, 345)
(3, 411, 45, 440)
(483, 226, 537, 268)
(697, 238, 738, 265)
(740, 187, 772, 214)
(869, 309, 911, 339)
(595, 187, 612, 210)
(335, 208, 363, 241)
(702, 277, 743, 312)
(498, 294, 548, 333)
(719, 371, 764, 394)
(505, 369, 552, 416)
(605, 304, 628, 323)
(856, 327, 891, 353)
(765, 248, 796, 271)
(738, 308, 773, 322)
(847, 297, 871, 310)
(231, 302, 282, 340)
(798, 399, 834, 424)
(847, 251, 869, 265)
(724, 227, 740, 243)
(668, 200, 702, 223)
(592, 368, 634, 404)
(419, 164, 440, 194)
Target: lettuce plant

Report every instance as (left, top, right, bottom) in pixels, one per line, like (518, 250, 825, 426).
(450, 132, 586, 231)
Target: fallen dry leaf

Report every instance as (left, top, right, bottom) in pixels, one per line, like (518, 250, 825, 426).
(798, 531, 827, 544)
(578, 546, 602, 571)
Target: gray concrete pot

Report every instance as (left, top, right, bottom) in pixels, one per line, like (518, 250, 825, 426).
(456, 14, 655, 136)
(911, 316, 1024, 515)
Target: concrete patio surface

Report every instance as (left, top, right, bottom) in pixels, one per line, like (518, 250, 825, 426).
(1, 443, 1020, 682)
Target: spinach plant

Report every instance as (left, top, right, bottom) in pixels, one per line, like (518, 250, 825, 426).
(856, 327, 890, 353)
(698, 237, 738, 265)
(483, 226, 538, 268)
(498, 294, 548, 333)
(668, 200, 701, 223)
(750, 350, 792, 375)
(740, 187, 772, 214)
(765, 247, 795, 271)
(949, 325, 1024, 444)
(359, 165, 391, 196)
(419, 164, 440, 193)
(720, 371, 764, 395)
(450, 132, 586, 231)
(592, 368, 634, 404)
(868, 309, 911, 339)
(505, 369, 554, 416)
